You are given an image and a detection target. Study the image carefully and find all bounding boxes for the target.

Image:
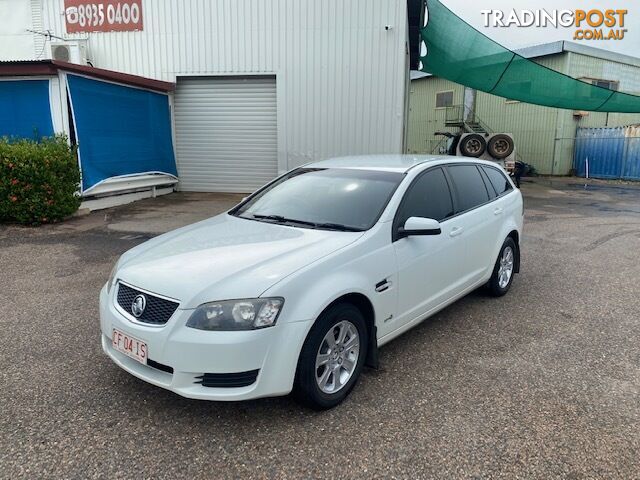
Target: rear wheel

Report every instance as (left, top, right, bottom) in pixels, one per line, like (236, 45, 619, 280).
(293, 303, 367, 410)
(488, 238, 517, 296)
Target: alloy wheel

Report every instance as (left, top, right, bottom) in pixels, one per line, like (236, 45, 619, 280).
(315, 320, 360, 394)
(498, 246, 514, 289)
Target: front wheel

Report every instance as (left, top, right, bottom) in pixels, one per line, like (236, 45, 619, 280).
(293, 303, 368, 410)
(488, 238, 517, 296)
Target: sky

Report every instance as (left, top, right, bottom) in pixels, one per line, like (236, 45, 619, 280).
(440, 0, 640, 59)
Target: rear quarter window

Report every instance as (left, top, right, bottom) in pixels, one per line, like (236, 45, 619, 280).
(482, 166, 513, 196)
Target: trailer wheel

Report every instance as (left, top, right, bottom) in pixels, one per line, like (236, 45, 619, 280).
(487, 134, 515, 159)
(459, 134, 486, 157)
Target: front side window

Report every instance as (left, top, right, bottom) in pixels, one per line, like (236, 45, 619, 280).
(231, 168, 403, 231)
(482, 165, 513, 196)
(447, 165, 490, 213)
(395, 168, 454, 228)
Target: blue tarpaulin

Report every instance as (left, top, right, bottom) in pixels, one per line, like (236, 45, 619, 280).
(0, 80, 54, 138)
(67, 74, 177, 192)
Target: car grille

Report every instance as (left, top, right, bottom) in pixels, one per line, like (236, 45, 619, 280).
(116, 283, 179, 325)
(194, 370, 260, 388)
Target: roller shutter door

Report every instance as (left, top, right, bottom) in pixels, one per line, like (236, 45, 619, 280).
(174, 76, 278, 192)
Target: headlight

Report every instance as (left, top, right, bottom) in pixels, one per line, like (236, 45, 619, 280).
(186, 298, 284, 331)
(107, 262, 119, 292)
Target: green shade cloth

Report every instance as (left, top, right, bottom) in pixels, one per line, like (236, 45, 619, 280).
(421, 0, 640, 112)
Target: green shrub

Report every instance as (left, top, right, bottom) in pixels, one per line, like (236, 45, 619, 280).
(0, 136, 81, 224)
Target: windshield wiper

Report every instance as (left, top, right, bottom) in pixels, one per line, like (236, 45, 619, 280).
(249, 214, 360, 232)
(249, 214, 318, 227)
(312, 222, 361, 232)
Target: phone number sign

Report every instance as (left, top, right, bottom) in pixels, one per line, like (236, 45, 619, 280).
(64, 0, 143, 33)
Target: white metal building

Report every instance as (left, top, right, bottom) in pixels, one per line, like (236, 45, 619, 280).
(2, 0, 416, 194)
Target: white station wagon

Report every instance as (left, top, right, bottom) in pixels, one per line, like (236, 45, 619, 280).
(101, 155, 523, 409)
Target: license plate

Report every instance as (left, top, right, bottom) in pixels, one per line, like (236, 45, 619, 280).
(112, 329, 148, 365)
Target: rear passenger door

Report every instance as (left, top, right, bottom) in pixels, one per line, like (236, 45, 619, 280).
(480, 163, 516, 257)
(445, 164, 497, 283)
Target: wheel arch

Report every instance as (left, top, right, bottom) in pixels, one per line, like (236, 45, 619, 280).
(314, 292, 379, 369)
(507, 229, 520, 273)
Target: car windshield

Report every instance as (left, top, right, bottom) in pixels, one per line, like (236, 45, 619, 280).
(231, 168, 404, 231)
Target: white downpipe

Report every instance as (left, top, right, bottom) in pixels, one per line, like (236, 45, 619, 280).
(585, 157, 589, 179)
(584, 156, 589, 189)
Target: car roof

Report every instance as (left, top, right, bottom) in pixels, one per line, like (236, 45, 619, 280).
(305, 154, 498, 174)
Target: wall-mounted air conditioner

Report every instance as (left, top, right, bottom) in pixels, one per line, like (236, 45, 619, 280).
(48, 41, 88, 65)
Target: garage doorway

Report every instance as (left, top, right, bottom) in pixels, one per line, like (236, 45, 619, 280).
(174, 76, 277, 192)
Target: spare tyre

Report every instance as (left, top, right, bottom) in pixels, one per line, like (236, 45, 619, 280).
(487, 134, 515, 159)
(459, 134, 487, 158)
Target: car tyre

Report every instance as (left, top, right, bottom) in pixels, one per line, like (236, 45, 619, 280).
(487, 134, 515, 159)
(293, 303, 368, 410)
(459, 134, 487, 157)
(488, 237, 517, 297)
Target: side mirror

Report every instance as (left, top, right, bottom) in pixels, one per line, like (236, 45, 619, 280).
(398, 217, 441, 238)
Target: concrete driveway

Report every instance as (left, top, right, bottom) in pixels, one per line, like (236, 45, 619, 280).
(1, 180, 638, 478)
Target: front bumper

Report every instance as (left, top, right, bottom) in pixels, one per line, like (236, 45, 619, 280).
(99, 284, 312, 401)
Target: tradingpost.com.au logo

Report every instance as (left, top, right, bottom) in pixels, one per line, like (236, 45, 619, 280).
(481, 9, 628, 41)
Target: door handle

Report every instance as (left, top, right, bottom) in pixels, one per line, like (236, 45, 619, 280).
(449, 226, 464, 237)
(375, 278, 392, 293)
(493, 207, 504, 216)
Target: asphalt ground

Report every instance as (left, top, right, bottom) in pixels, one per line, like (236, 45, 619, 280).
(1, 179, 638, 479)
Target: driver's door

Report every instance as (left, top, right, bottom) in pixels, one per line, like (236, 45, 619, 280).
(390, 167, 468, 330)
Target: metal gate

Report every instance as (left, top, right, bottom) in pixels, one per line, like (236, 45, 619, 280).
(574, 125, 640, 180)
(174, 76, 278, 193)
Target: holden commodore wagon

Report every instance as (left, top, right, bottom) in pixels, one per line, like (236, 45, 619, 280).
(100, 155, 523, 409)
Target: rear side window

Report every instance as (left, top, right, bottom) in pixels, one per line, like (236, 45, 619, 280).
(447, 165, 490, 212)
(396, 168, 454, 227)
(482, 166, 513, 196)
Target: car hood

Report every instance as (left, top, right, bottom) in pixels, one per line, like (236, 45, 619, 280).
(116, 214, 362, 308)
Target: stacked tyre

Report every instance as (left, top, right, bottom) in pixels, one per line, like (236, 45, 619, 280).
(486, 134, 515, 159)
(458, 133, 514, 160)
(458, 134, 486, 157)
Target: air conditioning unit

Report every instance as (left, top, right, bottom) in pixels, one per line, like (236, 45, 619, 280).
(48, 41, 88, 65)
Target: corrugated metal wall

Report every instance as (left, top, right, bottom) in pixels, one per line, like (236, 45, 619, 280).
(407, 77, 464, 154)
(475, 54, 568, 175)
(407, 52, 640, 175)
(556, 52, 640, 175)
(30, 0, 45, 58)
(407, 55, 569, 174)
(38, 0, 408, 173)
(574, 125, 640, 180)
